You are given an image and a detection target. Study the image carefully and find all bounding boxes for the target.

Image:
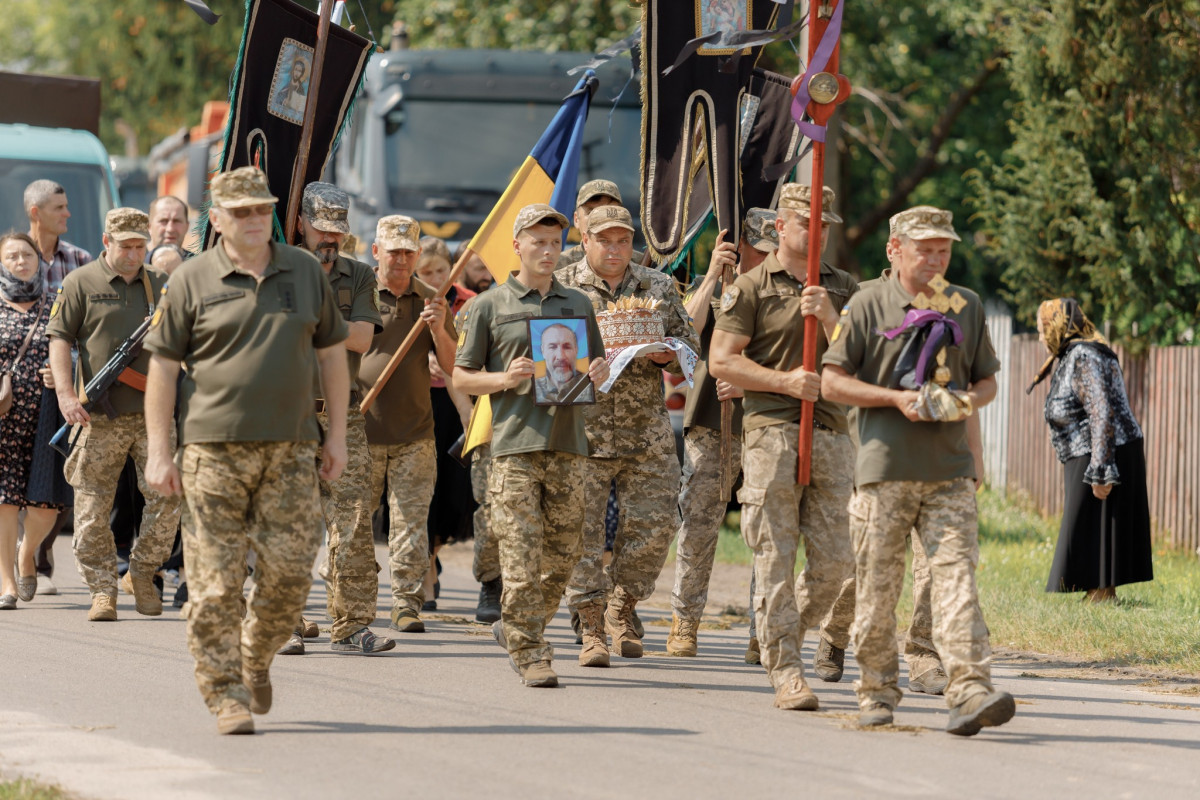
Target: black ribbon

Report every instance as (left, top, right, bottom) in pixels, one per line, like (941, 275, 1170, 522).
(182, 0, 221, 25)
(568, 29, 643, 76)
(664, 17, 807, 77)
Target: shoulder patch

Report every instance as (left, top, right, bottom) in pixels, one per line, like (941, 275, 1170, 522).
(150, 306, 164, 328)
(372, 286, 381, 313)
(830, 322, 843, 343)
(720, 286, 741, 312)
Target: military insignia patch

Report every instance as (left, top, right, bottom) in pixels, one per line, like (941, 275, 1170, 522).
(372, 286, 381, 313)
(49, 301, 60, 319)
(720, 286, 740, 311)
(831, 322, 842, 343)
(150, 306, 164, 328)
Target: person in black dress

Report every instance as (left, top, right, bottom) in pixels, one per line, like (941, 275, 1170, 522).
(1030, 298, 1153, 603)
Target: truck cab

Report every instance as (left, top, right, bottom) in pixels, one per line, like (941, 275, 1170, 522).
(330, 48, 642, 250)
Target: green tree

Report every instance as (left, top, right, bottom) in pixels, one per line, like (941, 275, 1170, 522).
(388, 0, 638, 52)
(968, 0, 1200, 347)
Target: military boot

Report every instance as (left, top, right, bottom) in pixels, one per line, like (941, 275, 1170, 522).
(604, 593, 643, 659)
(475, 577, 502, 623)
(87, 593, 117, 622)
(216, 699, 255, 735)
(123, 566, 163, 617)
(666, 615, 699, 657)
(242, 666, 272, 714)
(813, 636, 845, 682)
(577, 604, 610, 667)
(773, 674, 819, 711)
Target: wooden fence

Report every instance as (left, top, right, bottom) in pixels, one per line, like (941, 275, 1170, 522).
(983, 332, 1200, 554)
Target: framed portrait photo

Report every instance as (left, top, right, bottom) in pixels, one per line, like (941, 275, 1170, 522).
(528, 316, 595, 406)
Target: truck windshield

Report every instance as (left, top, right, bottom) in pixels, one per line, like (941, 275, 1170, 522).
(384, 99, 641, 212)
(0, 159, 112, 256)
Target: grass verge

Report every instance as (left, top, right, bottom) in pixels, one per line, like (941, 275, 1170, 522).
(672, 488, 1200, 675)
(0, 778, 73, 800)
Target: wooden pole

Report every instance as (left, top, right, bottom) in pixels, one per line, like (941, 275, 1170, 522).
(284, 0, 334, 243)
(360, 248, 474, 413)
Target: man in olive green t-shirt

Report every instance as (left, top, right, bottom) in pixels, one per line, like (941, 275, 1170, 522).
(275, 182, 390, 657)
(821, 205, 1015, 736)
(46, 207, 180, 623)
(453, 203, 609, 688)
(143, 167, 349, 736)
(357, 214, 457, 635)
(710, 183, 858, 712)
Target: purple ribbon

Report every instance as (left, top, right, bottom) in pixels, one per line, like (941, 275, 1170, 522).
(789, 1, 845, 142)
(880, 309, 964, 387)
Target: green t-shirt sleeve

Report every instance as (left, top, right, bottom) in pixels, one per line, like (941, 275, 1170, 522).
(970, 311, 1002, 383)
(144, 279, 193, 361)
(44, 278, 83, 344)
(712, 274, 758, 338)
(351, 269, 384, 332)
(313, 275, 349, 349)
(821, 293, 866, 375)
(455, 298, 491, 370)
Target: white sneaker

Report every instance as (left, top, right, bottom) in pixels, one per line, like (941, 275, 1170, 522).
(40, 576, 58, 596)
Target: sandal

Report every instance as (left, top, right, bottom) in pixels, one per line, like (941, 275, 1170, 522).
(17, 575, 37, 602)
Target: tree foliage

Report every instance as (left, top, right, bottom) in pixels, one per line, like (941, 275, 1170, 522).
(388, 0, 638, 53)
(968, 1, 1200, 347)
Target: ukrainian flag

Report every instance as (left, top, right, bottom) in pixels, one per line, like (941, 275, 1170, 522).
(462, 71, 598, 454)
(466, 71, 598, 282)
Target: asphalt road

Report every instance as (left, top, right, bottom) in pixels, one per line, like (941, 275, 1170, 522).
(1, 536, 1198, 800)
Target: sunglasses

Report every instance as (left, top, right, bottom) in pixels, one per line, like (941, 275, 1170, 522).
(223, 204, 276, 219)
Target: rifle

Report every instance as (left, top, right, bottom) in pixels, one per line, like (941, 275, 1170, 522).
(49, 315, 155, 458)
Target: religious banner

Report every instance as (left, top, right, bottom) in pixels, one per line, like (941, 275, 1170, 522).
(202, 0, 372, 248)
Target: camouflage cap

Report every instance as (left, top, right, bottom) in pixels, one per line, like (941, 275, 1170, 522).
(512, 203, 569, 237)
(104, 207, 150, 241)
(741, 207, 778, 252)
(209, 166, 279, 209)
(375, 215, 421, 251)
(890, 205, 961, 242)
(778, 183, 843, 223)
(576, 179, 622, 208)
(302, 182, 350, 234)
(585, 204, 634, 235)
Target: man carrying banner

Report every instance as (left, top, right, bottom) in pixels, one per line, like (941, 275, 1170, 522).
(453, 204, 609, 687)
(46, 208, 180, 622)
(709, 184, 857, 711)
(559, 204, 699, 666)
(358, 215, 458, 636)
(820, 205, 1015, 735)
(277, 182, 389, 656)
(143, 166, 350, 735)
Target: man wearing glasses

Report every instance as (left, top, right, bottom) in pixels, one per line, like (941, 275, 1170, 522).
(143, 166, 350, 735)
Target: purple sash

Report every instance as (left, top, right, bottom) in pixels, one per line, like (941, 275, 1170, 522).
(880, 310, 963, 387)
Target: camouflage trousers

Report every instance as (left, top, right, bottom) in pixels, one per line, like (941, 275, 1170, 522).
(368, 439, 435, 614)
(850, 478, 994, 710)
(490, 451, 586, 667)
(565, 451, 681, 611)
(739, 424, 855, 689)
(471, 444, 500, 584)
(905, 532, 938, 670)
(671, 426, 742, 620)
(179, 441, 321, 713)
(64, 413, 181, 598)
(318, 408, 377, 640)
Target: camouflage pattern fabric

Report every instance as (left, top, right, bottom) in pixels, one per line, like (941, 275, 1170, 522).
(671, 426, 742, 620)
(490, 451, 586, 667)
(904, 532, 939, 669)
(849, 478, 994, 711)
(368, 439, 436, 615)
(738, 425, 855, 690)
(64, 413, 181, 597)
(565, 452, 680, 611)
(471, 444, 500, 584)
(178, 441, 321, 713)
(318, 408, 377, 640)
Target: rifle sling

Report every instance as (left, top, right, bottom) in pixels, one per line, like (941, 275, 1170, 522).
(77, 270, 157, 404)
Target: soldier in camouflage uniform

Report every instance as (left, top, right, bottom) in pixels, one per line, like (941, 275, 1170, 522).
(143, 167, 350, 735)
(556, 180, 644, 269)
(275, 182, 391, 656)
(454, 204, 609, 687)
(822, 205, 1016, 735)
(46, 207, 180, 622)
(558, 204, 700, 666)
(709, 184, 858, 711)
(357, 215, 459, 635)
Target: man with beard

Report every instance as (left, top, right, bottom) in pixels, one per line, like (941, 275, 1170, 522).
(453, 242, 494, 295)
(276, 182, 390, 656)
(533, 322, 592, 404)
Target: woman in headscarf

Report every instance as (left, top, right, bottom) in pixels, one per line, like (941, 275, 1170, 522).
(1030, 298, 1153, 603)
(0, 231, 62, 609)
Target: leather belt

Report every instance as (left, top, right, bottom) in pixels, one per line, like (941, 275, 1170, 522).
(813, 419, 833, 433)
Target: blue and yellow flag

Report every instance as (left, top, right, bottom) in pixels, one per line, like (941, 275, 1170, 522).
(462, 71, 598, 454)
(466, 71, 598, 283)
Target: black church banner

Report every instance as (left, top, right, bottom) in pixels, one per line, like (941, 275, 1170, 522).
(203, 0, 371, 248)
(639, 0, 779, 263)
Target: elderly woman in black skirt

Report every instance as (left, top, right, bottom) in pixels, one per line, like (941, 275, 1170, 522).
(1030, 298, 1153, 603)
